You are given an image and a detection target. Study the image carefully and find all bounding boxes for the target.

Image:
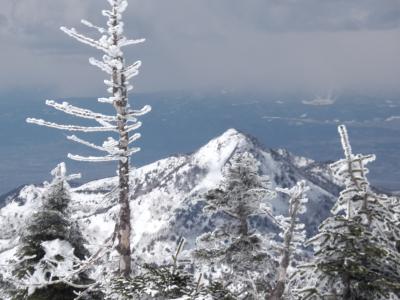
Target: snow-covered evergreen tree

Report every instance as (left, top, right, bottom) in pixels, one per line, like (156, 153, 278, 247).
(294, 125, 400, 300)
(26, 0, 150, 276)
(269, 180, 309, 300)
(194, 151, 277, 299)
(11, 163, 92, 300)
(106, 238, 206, 300)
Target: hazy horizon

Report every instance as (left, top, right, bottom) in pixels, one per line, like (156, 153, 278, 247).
(0, 0, 399, 98)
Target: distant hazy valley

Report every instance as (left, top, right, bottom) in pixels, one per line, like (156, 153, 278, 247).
(1, 91, 399, 195)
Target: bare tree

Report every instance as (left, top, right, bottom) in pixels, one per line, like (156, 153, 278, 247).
(26, 0, 150, 277)
(270, 180, 309, 300)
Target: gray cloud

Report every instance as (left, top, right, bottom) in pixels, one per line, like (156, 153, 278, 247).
(0, 0, 399, 97)
(0, 13, 7, 27)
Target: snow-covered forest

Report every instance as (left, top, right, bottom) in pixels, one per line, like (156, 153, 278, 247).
(0, 0, 399, 299)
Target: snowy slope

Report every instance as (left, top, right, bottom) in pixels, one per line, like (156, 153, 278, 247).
(0, 128, 340, 267)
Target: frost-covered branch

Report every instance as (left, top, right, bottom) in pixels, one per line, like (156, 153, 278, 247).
(330, 125, 376, 218)
(123, 60, 141, 79)
(124, 121, 142, 133)
(118, 37, 146, 48)
(98, 97, 116, 104)
(89, 57, 113, 74)
(26, 118, 117, 132)
(67, 135, 111, 153)
(60, 27, 109, 52)
(128, 133, 141, 145)
(68, 135, 137, 156)
(81, 19, 106, 34)
(68, 153, 125, 163)
(46, 100, 117, 122)
(270, 181, 309, 300)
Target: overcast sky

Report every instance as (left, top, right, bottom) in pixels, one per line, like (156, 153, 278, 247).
(0, 0, 399, 97)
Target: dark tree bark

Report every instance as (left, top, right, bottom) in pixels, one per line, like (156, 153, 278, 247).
(111, 2, 132, 276)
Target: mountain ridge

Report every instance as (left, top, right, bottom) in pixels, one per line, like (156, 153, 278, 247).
(0, 128, 341, 268)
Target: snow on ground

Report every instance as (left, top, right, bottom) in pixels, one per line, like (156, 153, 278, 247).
(0, 128, 339, 272)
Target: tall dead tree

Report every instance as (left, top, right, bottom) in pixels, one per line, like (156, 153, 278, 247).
(27, 0, 150, 277)
(270, 180, 309, 300)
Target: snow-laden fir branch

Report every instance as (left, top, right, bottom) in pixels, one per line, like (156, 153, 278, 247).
(103, 54, 123, 70)
(124, 121, 142, 133)
(67, 135, 113, 153)
(128, 133, 141, 144)
(89, 57, 113, 74)
(46, 100, 117, 122)
(123, 60, 141, 79)
(95, 118, 114, 128)
(127, 104, 152, 117)
(98, 97, 115, 104)
(26, 118, 118, 132)
(60, 27, 109, 53)
(68, 153, 126, 163)
(118, 37, 146, 48)
(81, 19, 106, 34)
(119, 37, 146, 47)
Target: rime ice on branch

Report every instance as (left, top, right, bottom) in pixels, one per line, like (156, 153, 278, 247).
(270, 180, 309, 300)
(330, 124, 376, 219)
(26, 0, 150, 276)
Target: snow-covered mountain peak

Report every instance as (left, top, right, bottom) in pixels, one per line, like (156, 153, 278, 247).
(0, 129, 341, 265)
(190, 129, 253, 191)
(192, 128, 251, 166)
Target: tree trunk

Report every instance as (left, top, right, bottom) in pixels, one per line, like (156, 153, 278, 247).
(112, 3, 132, 276)
(270, 199, 298, 300)
(116, 155, 132, 276)
(115, 94, 132, 276)
(115, 75, 132, 276)
(269, 240, 290, 300)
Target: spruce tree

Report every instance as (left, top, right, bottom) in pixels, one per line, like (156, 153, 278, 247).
(12, 163, 91, 300)
(194, 151, 277, 299)
(295, 125, 400, 300)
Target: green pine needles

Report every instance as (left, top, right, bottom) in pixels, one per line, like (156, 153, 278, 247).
(11, 163, 91, 300)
